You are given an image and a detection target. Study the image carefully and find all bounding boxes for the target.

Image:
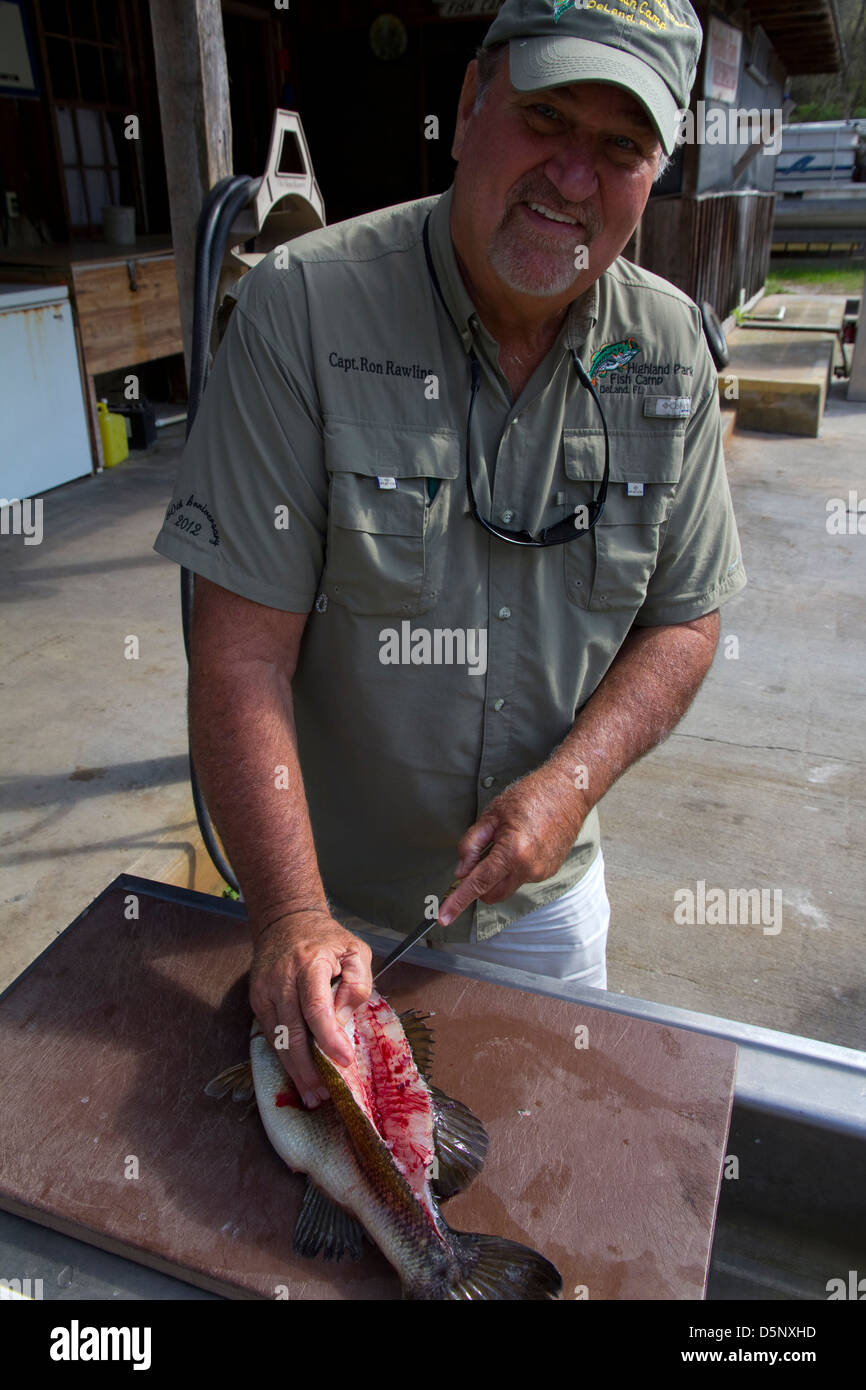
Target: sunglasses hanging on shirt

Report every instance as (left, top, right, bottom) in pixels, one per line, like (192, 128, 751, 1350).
(422, 211, 610, 548)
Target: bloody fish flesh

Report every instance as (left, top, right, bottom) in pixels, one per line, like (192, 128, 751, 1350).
(207, 988, 562, 1300)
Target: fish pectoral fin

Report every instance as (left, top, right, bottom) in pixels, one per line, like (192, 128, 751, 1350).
(449, 1233, 563, 1300)
(293, 1179, 366, 1263)
(204, 1060, 254, 1105)
(429, 1084, 489, 1199)
(397, 1008, 435, 1079)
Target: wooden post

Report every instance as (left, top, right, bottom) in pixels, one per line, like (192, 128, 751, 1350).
(148, 0, 234, 382)
(848, 272, 866, 403)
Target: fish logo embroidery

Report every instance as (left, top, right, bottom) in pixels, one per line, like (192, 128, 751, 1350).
(589, 338, 641, 386)
(553, 0, 577, 18)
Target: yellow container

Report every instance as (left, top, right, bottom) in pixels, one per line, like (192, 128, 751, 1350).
(97, 400, 129, 468)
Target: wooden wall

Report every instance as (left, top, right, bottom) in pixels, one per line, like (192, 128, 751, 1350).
(639, 191, 776, 317)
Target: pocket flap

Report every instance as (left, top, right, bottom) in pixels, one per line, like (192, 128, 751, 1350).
(325, 420, 461, 480)
(563, 428, 685, 485)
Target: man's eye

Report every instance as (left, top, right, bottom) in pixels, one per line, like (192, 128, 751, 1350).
(611, 135, 637, 150)
(532, 104, 561, 122)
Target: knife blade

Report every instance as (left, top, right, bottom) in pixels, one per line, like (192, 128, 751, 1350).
(371, 842, 494, 984)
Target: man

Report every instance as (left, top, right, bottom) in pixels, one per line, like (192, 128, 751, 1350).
(153, 0, 746, 1113)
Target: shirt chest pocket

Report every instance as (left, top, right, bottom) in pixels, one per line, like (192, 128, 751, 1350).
(322, 422, 461, 616)
(562, 427, 684, 612)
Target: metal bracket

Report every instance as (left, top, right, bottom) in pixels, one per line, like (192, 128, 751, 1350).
(225, 110, 326, 270)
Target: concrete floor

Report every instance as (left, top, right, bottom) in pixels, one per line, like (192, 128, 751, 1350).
(1, 389, 864, 1049)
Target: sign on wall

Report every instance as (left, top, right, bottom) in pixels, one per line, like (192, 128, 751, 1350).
(704, 16, 742, 105)
(0, 0, 40, 99)
(434, 0, 502, 17)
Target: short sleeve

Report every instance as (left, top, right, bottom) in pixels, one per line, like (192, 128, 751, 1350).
(633, 330, 746, 627)
(152, 264, 327, 613)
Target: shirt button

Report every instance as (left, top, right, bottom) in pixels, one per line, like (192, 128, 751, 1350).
(493, 698, 505, 711)
(498, 606, 511, 620)
(502, 509, 515, 523)
(482, 776, 495, 788)
(511, 418, 519, 426)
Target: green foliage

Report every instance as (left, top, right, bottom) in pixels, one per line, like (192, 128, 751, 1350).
(787, 0, 866, 121)
(766, 259, 866, 295)
(788, 101, 866, 123)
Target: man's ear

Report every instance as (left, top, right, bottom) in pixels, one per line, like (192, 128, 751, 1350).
(452, 60, 480, 161)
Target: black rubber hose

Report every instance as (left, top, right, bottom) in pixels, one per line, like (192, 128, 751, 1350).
(186, 175, 252, 432)
(179, 174, 258, 896)
(205, 177, 258, 351)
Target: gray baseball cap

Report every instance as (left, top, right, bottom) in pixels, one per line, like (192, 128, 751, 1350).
(482, 0, 703, 156)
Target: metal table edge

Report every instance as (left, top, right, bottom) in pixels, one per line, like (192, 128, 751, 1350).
(7, 873, 862, 1141)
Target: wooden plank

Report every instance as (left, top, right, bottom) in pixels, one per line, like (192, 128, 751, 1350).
(71, 258, 184, 374)
(848, 271, 866, 404)
(0, 883, 736, 1300)
(69, 297, 103, 474)
(149, 0, 235, 378)
(641, 193, 775, 318)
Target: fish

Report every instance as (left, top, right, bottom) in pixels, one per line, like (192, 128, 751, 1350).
(589, 337, 641, 386)
(207, 988, 562, 1300)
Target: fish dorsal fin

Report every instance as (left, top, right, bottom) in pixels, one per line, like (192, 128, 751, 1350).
(429, 1085, 489, 1199)
(293, 1179, 366, 1262)
(396, 1011, 489, 1197)
(204, 1060, 254, 1104)
(397, 1009, 435, 1079)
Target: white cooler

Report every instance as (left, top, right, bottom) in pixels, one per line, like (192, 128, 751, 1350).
(0, 282, 92, 501)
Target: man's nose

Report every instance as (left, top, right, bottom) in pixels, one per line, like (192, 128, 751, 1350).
(543, 141, 600, 205)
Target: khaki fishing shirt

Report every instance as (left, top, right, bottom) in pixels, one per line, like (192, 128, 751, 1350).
(153, 182, 746, 945)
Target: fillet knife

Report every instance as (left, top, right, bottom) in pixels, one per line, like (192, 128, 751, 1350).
(372, 842, 495, 984)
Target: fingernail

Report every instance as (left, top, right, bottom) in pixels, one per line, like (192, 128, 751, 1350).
(336, 1005, 354, 1027)
(303, 1090, 321, 1110)
(316, 1085, 331, 1103)
(439, 910, 453, 926)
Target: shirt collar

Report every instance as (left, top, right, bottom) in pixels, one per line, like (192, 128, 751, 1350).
(427, 183, 600, 361)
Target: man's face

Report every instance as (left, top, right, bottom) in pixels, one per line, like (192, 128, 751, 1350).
(451, 55, 662, 302)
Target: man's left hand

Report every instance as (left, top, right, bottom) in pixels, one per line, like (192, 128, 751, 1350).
(437, 765, 586, 926)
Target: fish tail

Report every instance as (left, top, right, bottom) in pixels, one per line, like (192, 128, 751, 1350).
(448, 1232, 562, 1300)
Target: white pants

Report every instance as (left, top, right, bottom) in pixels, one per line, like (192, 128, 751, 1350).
(437, 850, 609, 988)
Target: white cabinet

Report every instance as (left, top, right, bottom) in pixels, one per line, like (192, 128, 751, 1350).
(0, 283, 92, 501)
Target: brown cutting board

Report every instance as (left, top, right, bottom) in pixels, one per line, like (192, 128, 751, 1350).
(0, 881, 736, 1299)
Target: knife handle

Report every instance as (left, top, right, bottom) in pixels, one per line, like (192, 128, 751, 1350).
(443, 839, 495, 898)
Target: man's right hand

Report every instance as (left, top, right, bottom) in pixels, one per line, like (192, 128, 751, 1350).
(248, 910, 372, 1109)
